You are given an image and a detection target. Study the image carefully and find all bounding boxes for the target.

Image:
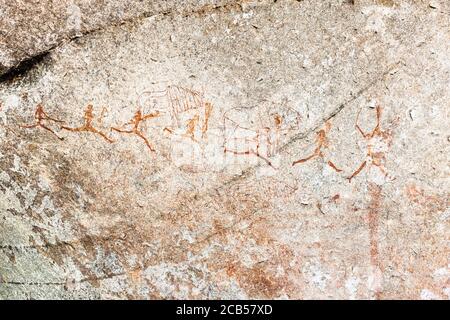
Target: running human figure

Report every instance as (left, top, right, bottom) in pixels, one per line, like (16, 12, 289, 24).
(21, 104, 65, 140)
(292, 121, 342, 172)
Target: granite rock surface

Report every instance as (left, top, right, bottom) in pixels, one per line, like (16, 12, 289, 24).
(0, 0, 449, 299)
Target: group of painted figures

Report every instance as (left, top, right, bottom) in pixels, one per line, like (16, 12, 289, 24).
(16, 84, 393, 182)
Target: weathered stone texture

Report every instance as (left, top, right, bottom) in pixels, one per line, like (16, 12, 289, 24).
(0, 0, 449, 299)
(0, 0, 241, 76)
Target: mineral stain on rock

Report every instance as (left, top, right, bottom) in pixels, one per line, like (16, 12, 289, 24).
(0, 0, 449, 300)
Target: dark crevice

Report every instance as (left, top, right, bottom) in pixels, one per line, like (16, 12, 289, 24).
(0, 51, 49, 84)
(0, 0, 272, 81)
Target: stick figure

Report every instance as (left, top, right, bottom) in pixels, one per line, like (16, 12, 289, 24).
(61, 104, 114, 143)
(292, 121, 342, 172)
(347, 105, 391, 182)
(111, 109, 161, 152)
(184, 114, 200, 142)
(201, 102, 213, 139)
(21, 104, 65, 140)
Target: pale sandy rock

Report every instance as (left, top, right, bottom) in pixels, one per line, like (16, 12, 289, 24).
(0, 0, 449, 299)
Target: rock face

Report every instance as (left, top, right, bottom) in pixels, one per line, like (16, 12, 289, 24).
(0, 0, 449, 299)
(0, 0, 237, 77)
